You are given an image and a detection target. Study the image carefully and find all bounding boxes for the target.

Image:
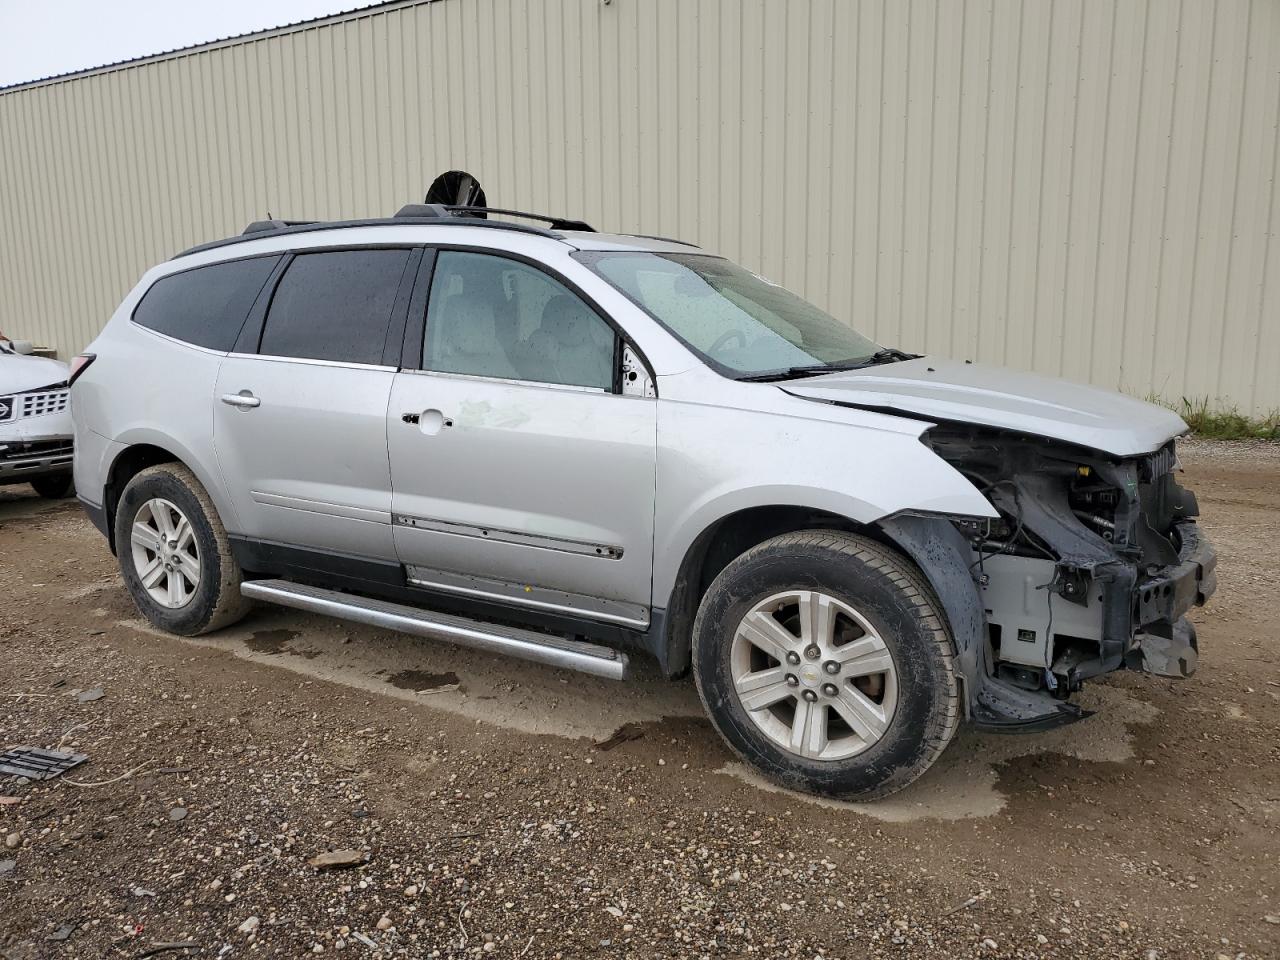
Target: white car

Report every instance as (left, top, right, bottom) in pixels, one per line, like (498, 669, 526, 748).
(70, 201, 1216, 798)
(0, 338, 74, 499)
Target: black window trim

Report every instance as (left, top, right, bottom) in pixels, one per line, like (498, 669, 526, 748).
(130, 252, 284, 353)
(233, 243, 421, 368)
(407, 243, 657, 397)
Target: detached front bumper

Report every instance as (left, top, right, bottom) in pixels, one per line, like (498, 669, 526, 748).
(1134, 521, 1217, 627)
(1127, 521, 1216, 679)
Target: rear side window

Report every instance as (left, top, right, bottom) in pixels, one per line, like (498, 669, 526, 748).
(133, 256, 279, 351)
(258, 249, 411, 365)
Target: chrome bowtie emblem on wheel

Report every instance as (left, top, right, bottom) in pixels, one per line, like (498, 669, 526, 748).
(730, 590, 898, 762)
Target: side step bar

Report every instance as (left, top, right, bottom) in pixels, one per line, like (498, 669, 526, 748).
(241, 579, 629, 681)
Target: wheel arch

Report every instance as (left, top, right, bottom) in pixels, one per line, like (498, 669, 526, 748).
(655, 502, 907, 678)
(102, 436, 236, 554)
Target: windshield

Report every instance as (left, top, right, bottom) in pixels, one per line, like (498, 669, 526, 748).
(575, 251, 881, 377)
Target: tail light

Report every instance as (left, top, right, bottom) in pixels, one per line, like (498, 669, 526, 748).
(67, 353, 96, 387)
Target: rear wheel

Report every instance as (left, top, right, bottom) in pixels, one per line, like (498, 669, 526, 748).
(114, 463, 251, 635)
(692, 530, 960, 799)
(31, 473, 73, 499)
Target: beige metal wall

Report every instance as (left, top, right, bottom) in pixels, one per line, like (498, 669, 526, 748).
(2, 0, 1278, 413)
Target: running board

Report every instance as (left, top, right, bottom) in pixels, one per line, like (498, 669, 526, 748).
(241, 579, 629, 681)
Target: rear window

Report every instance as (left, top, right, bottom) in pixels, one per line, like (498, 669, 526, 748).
(133, 256, 279, 351)
(258, 249, 412, 365)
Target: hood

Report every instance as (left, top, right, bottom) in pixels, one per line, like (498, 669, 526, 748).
(781, 357, 1186, 457)
(0, 353, 70, 395)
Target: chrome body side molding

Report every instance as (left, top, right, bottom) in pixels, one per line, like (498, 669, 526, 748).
(392, 513, 624, 560)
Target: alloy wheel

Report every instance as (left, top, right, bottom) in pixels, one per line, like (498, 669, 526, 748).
(729, 590, 899, 761)
(129, 497, 201, 608)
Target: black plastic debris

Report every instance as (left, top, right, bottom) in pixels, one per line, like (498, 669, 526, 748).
(0, 747, 88, 780)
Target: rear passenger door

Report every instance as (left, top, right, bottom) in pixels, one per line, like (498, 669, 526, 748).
(213, 247, 419, 561)
(387, 250, 657, 628)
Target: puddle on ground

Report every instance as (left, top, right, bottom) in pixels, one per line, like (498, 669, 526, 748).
(246, 628, 301, 655)
(244, 627, 320, 659)
(388, 669, 460, 693)
(715, 684, 1159, 822)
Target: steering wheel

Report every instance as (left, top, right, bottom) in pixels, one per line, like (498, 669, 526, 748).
(707, 329, 747, 357)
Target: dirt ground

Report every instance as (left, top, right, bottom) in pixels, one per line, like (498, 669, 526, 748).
(1, 440, 1277, 959)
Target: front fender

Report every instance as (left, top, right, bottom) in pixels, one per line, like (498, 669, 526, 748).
(651, 401, 996, 607)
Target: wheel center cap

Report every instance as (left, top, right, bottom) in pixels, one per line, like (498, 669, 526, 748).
(799, 665, 821, 686)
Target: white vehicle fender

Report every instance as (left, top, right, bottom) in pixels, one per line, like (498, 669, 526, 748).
(651, 400, 997, 609)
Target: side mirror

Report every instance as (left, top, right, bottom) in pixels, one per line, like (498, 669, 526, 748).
(9, 340, 35, 355)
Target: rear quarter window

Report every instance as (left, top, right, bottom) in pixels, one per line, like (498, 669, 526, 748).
(132, 256, 280, 351)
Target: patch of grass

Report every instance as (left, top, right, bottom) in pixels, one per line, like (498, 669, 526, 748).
(1152, 395, 1280, 440)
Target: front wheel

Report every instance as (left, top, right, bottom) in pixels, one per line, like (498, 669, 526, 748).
(114, 463, 251, 635)
(692, 530, 960, 799)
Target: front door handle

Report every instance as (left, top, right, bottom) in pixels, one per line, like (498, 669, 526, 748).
(403, 409, 452, 434)
(221, 392, 261, 409)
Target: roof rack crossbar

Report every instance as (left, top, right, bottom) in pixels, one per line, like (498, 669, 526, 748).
(438, 205, 595, 233)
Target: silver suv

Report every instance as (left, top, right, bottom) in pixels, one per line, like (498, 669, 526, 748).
(71, 203, 1216, 798)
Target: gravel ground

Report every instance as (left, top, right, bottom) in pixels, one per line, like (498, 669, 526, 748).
(1, 439, 1277, 959)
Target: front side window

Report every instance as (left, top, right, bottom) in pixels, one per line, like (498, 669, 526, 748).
(575, 251, 881, 378)
(133, 256, 280, 351)
(424, 251, 616, 390)
(259, 249, 412, 365)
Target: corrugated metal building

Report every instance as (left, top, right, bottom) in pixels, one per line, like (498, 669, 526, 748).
(1, 0, 1277, 413)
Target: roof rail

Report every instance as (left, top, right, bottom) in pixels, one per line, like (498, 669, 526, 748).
(242, 218, 317, 235)
(174, 203, 594, 260)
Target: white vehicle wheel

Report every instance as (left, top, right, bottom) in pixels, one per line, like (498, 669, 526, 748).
(729, 590, 900, 762)
(114, 463, 251, 635)
(693, 530, 961, 799)
(129, 497, 202, 609)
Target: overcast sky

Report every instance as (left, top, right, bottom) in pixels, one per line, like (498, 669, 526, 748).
(0, 0, 384, 87)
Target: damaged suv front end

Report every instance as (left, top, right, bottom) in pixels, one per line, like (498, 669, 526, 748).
(771, 354, 1218, 732)
(921, 426, 1216, 727)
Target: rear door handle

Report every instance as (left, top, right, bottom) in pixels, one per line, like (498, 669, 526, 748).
(221, 392, 261, 409)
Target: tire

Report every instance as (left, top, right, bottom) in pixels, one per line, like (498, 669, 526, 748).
(114, 463, 251, 636)
(31, 473, 73, 499)
(692, 530, 960, 799)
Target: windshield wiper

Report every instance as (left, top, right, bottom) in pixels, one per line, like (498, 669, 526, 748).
(736, 348, 919, 382)
(854, 347, 919, 366)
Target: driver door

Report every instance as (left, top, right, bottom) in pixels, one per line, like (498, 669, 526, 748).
(387, 250, 658, 629)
